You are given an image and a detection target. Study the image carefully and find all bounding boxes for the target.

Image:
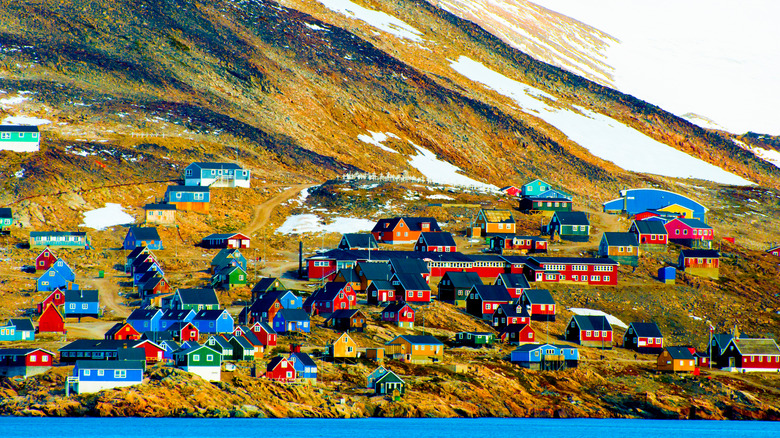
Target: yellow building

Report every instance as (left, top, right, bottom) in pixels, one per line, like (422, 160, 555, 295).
(385, 335, 444, 364)
(144, 203, 177, 226)
(472, 209, 516, 237)
(658, 204, 694, 219)
(330, 332, 358, 359)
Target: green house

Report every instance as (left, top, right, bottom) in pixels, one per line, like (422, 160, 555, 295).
(0, 208, 13, 231)
(547, 211, 590, 242)
(29, 231, 91, 249)
(212, 265, 247, 290)
(454, 331, 496, 348)
(0, 125, 40, 152)
(374, 370, 405, 396)
(173, 344, 221, 381)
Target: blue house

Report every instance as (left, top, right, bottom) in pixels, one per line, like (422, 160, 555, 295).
(71, 360, 145, 394)
(184, 162, 250, 188)
(37, 264, 78, 292)
(159, 309, 196, 331)
(123, 227, 163, 250)
(164, 185, 211, 213)
(127, 308, 164, 333)
(159, 340, 180, 362)
(63, 290, 99, 318)
(192, 309, 234, 334)
(510, 343, 579, 370)
(273, 309, 311, 334)
(49, 258, 75, 281)
(0, 318, 35, 341)
(602, 188, 708, 222)
(264, 290, 302, 310)
(288, 352, 317, 383)
(133, 261, 163, 285)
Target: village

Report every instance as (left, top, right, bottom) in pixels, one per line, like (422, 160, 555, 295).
(0, 153, 779, 412)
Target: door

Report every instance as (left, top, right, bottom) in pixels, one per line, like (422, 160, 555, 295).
(729, 357, 735, 368)
(380, 292, 386, 302)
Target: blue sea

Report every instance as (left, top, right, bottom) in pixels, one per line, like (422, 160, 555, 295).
(0, 417, 777, 437)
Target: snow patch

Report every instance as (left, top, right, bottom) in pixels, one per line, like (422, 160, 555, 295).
(733, 139, 780, 170)
(0, 96, 29, 108)
(358, 131, 399, 153)
(14, 169, 24, 178)
(304, 22, 329, 31)
(569, 307, 627, 329)
(408, 141, 499, 191)
(79, 203, 135, 230)
(450, 56, 752, 186)
(427, 194, 454, 200)
(275, 214, 375, 234)
(2, 115, 51, 126)
(316, 0, 423, 42)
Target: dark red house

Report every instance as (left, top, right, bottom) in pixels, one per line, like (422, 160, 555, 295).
(523, 257, 618, 286)
(499, 323, 536, 345)
(390, 273, 431, 304)
(622, 322, 664, 354)
(37, 288, 65, 314)
(414, 232, 457, 252)
(381, 302, 415, 329)
(35, 247, 58, 271)
(249, 321, 277, 347)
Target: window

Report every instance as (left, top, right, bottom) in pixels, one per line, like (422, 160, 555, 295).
(585, 330, 591, 337)
(69, 303, 76, 309)
(32, 132, 38, 138)
(82, 303, 88, 309)
(84, 369, 90, 376)
(683, 229, 688, 235)
(591, 275, 599, 281)
(115, 370, 126, 378)
(98, 369, 104, 376)
(0, 133, 9, 139)
(675, 229, 680, 235)
(194, 193, 204, 201)
(618, 246, 624, 253)
(207, 355, 214, 361)
(175, 192, 182, 199)
(417, 291, 423, 298)
(185, 169, 192, 176)
(193, 354, 200, 361)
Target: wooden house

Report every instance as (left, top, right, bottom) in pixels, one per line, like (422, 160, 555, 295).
(174, 344, 221, 381)
(104, 323, 142, 341)
(491, 303, 530, 330)
(390, 272, 432, 304)
(37, 265, 77, 292)
(184, 162, 250, 188)
(37, 289, 65, 314)
(547, 211, 590, 242)
(414, 231, 457, 252)
(288, 352, 317, 383)
(164, 185, 210, 213)
(70, 360, 144, 394)
(35, 247, 57, 271)
(0, 348, 54, 378)
(598, 232, 640, 267)
(437, 271, 483, 307)
(665, 218, 713, 249)
(657, 346, 696, 373)
(522, 257, 618, 286)
(510, 343, 579, 370)
(192, 309, 234, 334)
(159, 309, 196, 332)
(367, 366, 388, 388)
(519, 189, 573, 213)
(629, 220, 668, 252)
(338, 233, 378, 250)
(330, 332, 358, 359)
(333, 268, 361, 292)
(678, 249, 720, 279)
(519, 289, 556, 321)
(355, 261, 391, 292)
(123, 227, 162, 250)
(29, 231, 90, 249)
(381, 302, 415, 328)
(366, 280, 396, 305)
(228, 335, 257, 361)
(494, 273, 530, 299)
(169, 288, 220, 311)
(499, 323, 536, 345)
(266, 356, 296, 382)
(471, 209, 516, 237)
(623, 322, 664, 354)
(499, 186, 521, 197)
(385, 335, 444, 364)
(565, 315, 612, 349)
(37, 304, 65, 334)
(453, 332, 496, 348)
(519, 179, 552, 197)
(272, 309, 311, 334)
(468, 254, 508, 279)
(63, 290, 99, 318)
(202, 232, 250, 249)
(248, 321, 277, 347)
(371, 217, 441, 245)
(374, 370, 405, 396)
(0, 207, 12, 231)
(127, 308, 164, 333)
(251, 277, 287, 301)
(168, 322, 199, 342)
(768, 245, 780, 257)
(244, 295, 282, 325)
(325, 309, 367, 332)
(489, 235, 548, 254)
(143, 203, 177, 226)
(465, 285, 513, 319)
(139, 275, 173, 299)
(716, 338, 780, 372)
(388, 258, 431, 282)
(211, 264, 248, 290)
(303, 282, 357, 315)
(205, 335, 234, 361)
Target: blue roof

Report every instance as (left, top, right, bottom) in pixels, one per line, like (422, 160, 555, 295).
(602, 188, 708, 220)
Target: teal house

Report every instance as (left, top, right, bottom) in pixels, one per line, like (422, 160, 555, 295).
(0, 125, 39, 152)
(0, 208, 13, 231)
(546, 211, 590, 242)
(30, 231, 91, 249)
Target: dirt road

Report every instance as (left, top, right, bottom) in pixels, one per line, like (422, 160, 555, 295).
(89, 276, 131, 318)
(65, 320, 116, 339)
(246, 184, 313, 235)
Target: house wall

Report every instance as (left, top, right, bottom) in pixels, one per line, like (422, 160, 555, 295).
(169, 201, 209, 213)
(181, 365, 221, 381)
(145, 210, 176, 226)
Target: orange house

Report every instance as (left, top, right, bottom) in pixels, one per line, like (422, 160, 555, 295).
(330, 332, 358, 359)
(104, 322, 142, 341)
(385, 335, 444, 364)
(371, 217, 441, 245)
(473, 209, 516, 237)
(657, 346, 696, 373)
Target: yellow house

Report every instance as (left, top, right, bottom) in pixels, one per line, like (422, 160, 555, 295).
(658, 204, 694, 219)
(330, 332, 358, 359)
(385, 335, 444, 364)
(144, 203, 177, 226)
(473, 209, 516, 237)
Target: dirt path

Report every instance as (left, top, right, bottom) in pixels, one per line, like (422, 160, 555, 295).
(65, 320, 115, 339)
(246, 184, 313, 236)
(89, 276, 131, 318)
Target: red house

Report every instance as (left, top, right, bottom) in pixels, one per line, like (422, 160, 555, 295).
(494, 273, 530, 299)
(37, 303, 66, 334)
(133, 339, 165, 363)
(303, 282, 356, 314)
(768, 246, 780, 257)
(247, 321, 277, 347)
(381, 302, 415, 329)
(366, 280, 397, 305)
(499, 186, 521, 197)
(499, 323, 536, 345)
(518, 289, 556, 322)
(523, 257, 618, 286)
(564, 315, 613, 349)
(0, 348, 55, 378)
(390, 273, 431, 304)
(629, 220, 668, 251)
(414, 232, 457, 252)
(266, 356, 296, 382)
(665, 218, 714, 249)
(468, 255, 509, 279)
(371, 217, 441, 245)
(717, 338, 780, 372)
(489, 235, 548, 254)
(37, 288, 66, 314)
(170, 322, 199, 342)
(35, 247, 58, 271)
(104, 322, 142, 341)
(202, 232, 251, 249)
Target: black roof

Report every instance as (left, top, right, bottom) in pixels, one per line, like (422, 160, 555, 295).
(571, 315, 612, 331)
(371, 217, 442, 233)
(632, 220, 667, 235)
(382, 302, 413, 313)
(252, 277, 286, 294)
(665, 346, 696, 360)
(340, 233, 378, 249)
(389, 258, 430, 275)
(8, 318, 34, 331)
(471, 285, 512, 302)
(628, 322, 663, 338)
(289, 351, 317, 367)
(441, 271, 483, 288)
(680, 250, 720, 258)
(193, 309, 229, 321)
(177, 288, 219, 305)
(64, 290, 98, 303)
(522, 289, 555, 305)
(76, 360, 144, 370)
(0, 208, 11, 219)
(392, 273, 430, 291)
(552, 211, 590, 225)
(0, 125, 38, 132)
(418, 232, 456, 247)
(165, 185, 209, 193)
(388, 335, 444, 346)
(495, 273, 529, 290)
(357, 262, 391, 281)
